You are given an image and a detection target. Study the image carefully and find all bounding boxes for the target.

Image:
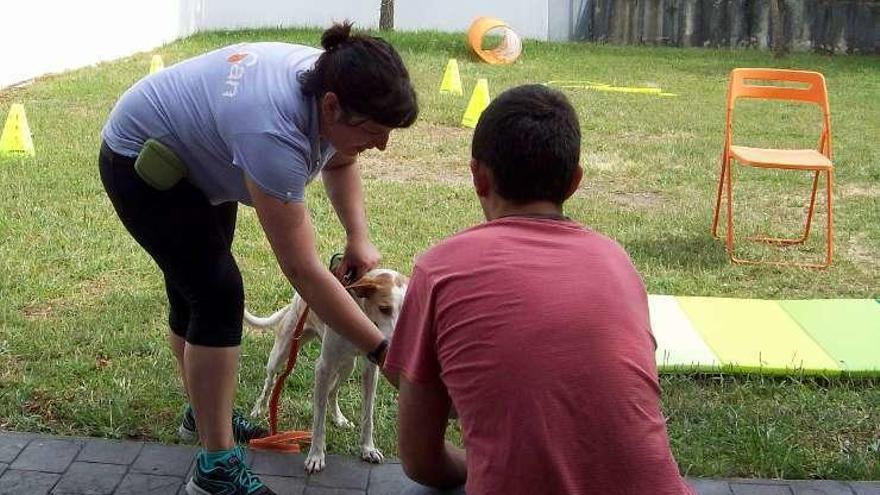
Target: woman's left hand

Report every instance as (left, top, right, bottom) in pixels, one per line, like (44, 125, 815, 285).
(337, 237, 381, 283)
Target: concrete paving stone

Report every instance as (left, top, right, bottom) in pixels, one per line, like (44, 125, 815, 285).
(0, 433, 35, 464)
(731, 481, 794, 495)
(0, 464, 6, 478)
(130, 444, 196, 477)
(304, 487, 365, 495)
(305, 456, 370, 490)
(790, 480, 857, 495)
(250, 450, 307, 478)
(77, 439, 143, 465)
(262, 475, 308, 495)
(10, 438, 80, 473)
(0, 469, 61, 495)
(115, 473, 183, 495)
(689, 478, 734, 495)
(50, 462, 127, 495)
(851, 482, 880, 495)
(368, 463, 410, 495)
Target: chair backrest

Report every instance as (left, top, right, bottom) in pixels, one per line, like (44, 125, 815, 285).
(725, 68, 831, 156)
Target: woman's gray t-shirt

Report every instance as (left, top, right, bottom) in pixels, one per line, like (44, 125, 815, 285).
(102, 42, 336, 205)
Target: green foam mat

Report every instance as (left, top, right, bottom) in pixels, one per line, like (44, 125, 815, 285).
(674, 297, 841, 374)
(650, 296, 879, 375)
(779, 299, 880, 372)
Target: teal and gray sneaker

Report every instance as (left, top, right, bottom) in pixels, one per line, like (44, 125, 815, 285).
(186, 446, 275, 495)
(178, 405, 268, 444)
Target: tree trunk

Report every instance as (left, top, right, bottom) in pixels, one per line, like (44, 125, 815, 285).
(380, 0, 394, 31)
(769, 0, 788, 57)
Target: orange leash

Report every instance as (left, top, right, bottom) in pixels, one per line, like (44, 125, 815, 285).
(249, 306, 313, 453)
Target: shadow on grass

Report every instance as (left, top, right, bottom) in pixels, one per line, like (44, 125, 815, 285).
(624, 233, 729, 269)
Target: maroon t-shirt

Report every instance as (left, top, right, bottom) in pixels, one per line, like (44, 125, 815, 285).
(386, 217, 693, 495)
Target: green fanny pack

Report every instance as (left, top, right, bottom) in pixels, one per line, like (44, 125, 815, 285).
(134, 139, 187, 190)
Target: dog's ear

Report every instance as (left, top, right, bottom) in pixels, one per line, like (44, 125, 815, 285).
(347, 278, 380, 299)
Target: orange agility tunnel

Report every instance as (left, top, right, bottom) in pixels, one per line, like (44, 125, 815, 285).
(467, 16, 523, 65)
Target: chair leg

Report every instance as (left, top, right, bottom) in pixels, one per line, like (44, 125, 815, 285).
(801, 170, 821, 242)
(725, 160, 736, 261)
(711, 154, 728, 239)
(823, 169, 834, 268)
(729, 168, 833, 270)
(749, 170, 820, 245)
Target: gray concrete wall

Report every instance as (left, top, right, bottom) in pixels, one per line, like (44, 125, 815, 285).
(573, 0, 880, 53)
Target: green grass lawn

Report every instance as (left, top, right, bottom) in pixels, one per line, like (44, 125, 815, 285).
(0, 28, 878, 479)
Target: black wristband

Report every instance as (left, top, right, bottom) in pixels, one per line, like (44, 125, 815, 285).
(366, 338, 389, 366)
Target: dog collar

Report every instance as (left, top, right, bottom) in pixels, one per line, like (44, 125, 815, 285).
(366, 338, 389, 366)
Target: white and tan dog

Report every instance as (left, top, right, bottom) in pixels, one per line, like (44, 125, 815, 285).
(245, 269, 408, 473)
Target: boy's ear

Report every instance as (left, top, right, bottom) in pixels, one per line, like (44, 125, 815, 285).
(563, 165, 584, 201)
(470, 159, 491, 198)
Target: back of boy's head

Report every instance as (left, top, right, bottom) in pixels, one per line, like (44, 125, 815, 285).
(472, 84, 581, 205)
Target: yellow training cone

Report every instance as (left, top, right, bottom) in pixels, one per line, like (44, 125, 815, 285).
(150, 54, 165, 74)
(0, 104, 35, 157)
(461, 78, 490, 129)
(439, 59, 463, 96)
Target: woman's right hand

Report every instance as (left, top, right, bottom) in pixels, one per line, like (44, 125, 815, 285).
(244, 175, 386, 355)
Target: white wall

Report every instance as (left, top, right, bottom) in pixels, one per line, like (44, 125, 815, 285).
(396, 0, 549, 41)
(198, 0, 550, 40)
(197, 0, 378, 31)
(1, 0, 201, 89)
(1, 0, 559, 90)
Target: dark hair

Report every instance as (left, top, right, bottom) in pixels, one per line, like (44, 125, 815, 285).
(299, 22, 418, 128)
(472, 84, 581, 205)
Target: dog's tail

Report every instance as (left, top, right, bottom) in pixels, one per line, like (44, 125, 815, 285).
(243, 305, 291, 329)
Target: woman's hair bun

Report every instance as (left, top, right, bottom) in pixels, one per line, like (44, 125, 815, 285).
(321, 21, 354, 51)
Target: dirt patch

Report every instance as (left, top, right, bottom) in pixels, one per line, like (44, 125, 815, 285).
(22, 303, 55, 320)
(619, 129, 696, 145)
(845, 233, 879, 269)
(584, 152, 625, 172)
(358, 121, 472, 185)
(610, 191, 664, 209)
(23, 389, 62, 423)
(78, 277, 111, 300)
(839, 183, 880, 199)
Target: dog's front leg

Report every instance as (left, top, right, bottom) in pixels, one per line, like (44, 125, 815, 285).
(359, 360, 384, 464)
(304, 358, 334, 473)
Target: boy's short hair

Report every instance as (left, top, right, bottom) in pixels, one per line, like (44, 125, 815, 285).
(472, 84, 581, 205)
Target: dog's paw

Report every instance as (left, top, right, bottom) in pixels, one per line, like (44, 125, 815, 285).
(304, 452, 326, 473)
(361, 446, 384, 464)
(330, 413, 353, 429)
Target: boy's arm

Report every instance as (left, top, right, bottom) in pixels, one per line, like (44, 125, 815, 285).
(397, 376, 467, 489)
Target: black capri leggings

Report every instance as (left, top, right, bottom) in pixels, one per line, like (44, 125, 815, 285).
(98, 141, 243, 347)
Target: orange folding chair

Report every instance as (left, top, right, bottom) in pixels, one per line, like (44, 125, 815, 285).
(711, 68, 834, 269)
